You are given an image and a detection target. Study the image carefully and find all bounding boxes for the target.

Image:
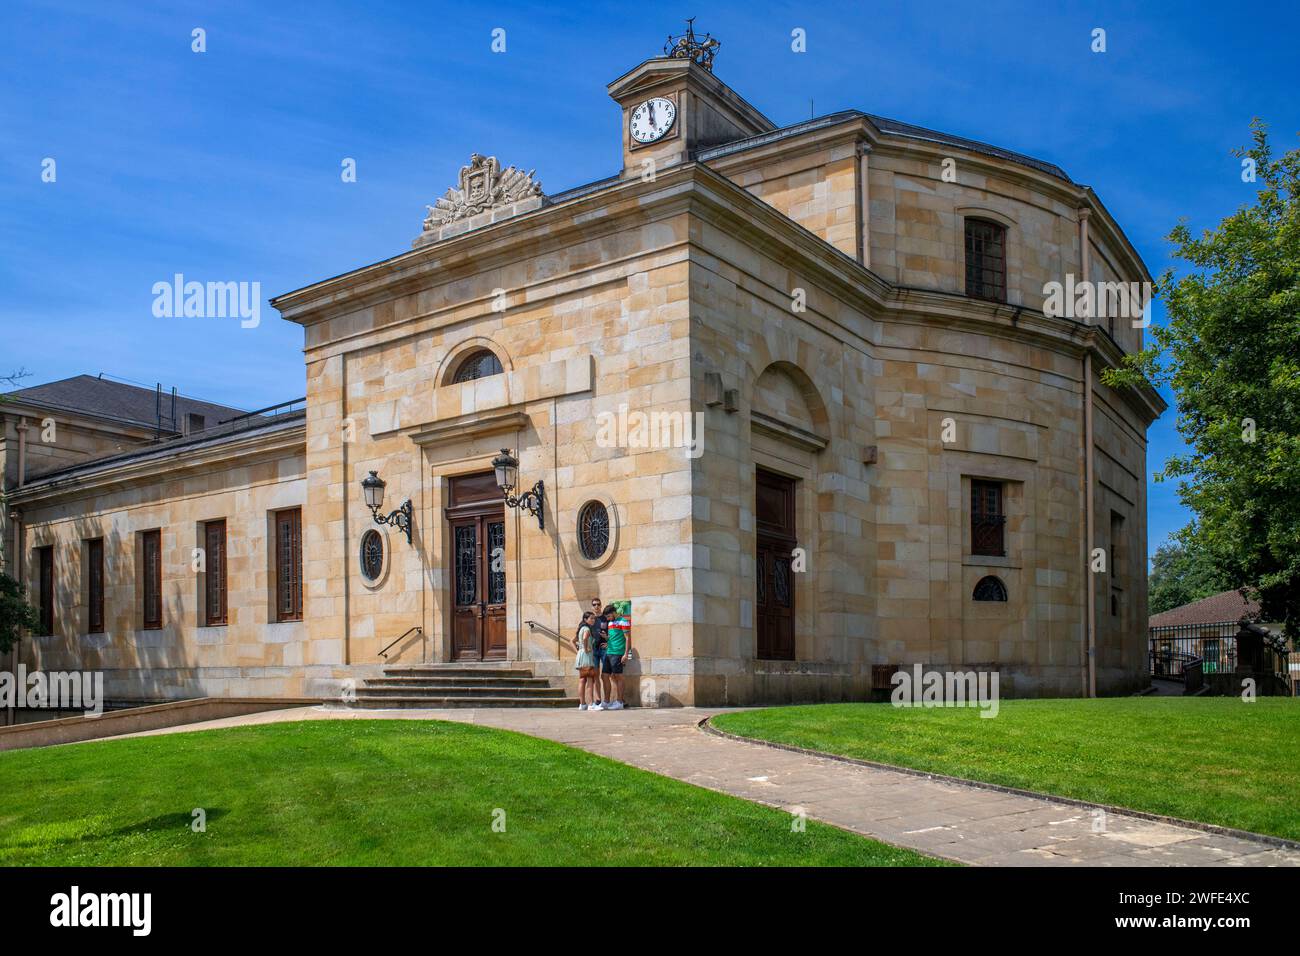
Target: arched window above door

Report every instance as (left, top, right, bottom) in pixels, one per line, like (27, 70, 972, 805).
(451, 349, 504, 383)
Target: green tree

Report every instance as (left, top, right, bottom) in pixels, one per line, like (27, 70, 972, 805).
(0, 572, 39, 654)
(0, 367, 29, 570)
(1148, 535, 1234, 615)
(1107, 120, 1300, 637)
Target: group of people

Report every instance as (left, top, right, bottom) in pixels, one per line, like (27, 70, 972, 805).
(572, 598, 631, 710)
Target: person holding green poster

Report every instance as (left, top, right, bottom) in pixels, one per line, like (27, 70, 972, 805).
(599, 602, 632, 709)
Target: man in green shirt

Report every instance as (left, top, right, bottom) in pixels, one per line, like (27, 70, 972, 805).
(599, 604, 631, 709)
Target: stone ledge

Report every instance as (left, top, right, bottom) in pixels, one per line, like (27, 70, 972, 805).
(412, 196, 546, 248)
(0, 697, 313, 752)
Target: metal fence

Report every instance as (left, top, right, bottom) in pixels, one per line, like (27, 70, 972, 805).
(1149, 622, 1246, 681)
(1149, 621, 1291, 690)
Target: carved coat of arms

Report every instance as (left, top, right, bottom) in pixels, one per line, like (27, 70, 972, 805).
(421, 153, 544, 232)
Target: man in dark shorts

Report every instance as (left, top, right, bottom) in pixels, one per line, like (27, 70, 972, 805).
(600, 604, 630, 709)
(589, 597, 608, 706)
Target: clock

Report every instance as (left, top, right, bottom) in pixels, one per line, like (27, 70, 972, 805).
(629, 97, 677, 144)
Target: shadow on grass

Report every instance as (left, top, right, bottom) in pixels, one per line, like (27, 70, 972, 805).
(1, 808, 229, 850)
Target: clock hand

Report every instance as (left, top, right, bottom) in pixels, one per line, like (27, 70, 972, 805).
(648, 101, 655, 126)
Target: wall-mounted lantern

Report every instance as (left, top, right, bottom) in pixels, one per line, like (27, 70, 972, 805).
(491, 448, 545, 530)
(361, 470, 412, 544)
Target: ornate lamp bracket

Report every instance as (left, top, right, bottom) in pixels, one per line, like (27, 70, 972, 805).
(491, 449, 545, 531)
(361, 470, 413, 545)
(371, 498, 413, 545)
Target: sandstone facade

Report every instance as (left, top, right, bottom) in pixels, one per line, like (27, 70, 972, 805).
(4, 52, 1163, 706)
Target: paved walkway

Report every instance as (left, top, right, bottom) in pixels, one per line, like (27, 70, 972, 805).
(114, 705, 1298, 867)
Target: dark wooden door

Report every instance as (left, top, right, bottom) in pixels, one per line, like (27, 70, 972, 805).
(447, 473, 507, 661)
(755, 469, 796, 661)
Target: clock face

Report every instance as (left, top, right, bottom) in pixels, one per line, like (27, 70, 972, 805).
(629, 97, 677, 144)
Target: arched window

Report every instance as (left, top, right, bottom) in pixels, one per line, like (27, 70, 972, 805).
(577, 501, 611, 561)
(964, 218, 1007, 303)
(972, 575, 1008, 602)
(452, 349, 503, 384)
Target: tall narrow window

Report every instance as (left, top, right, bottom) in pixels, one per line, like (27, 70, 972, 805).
(87, 538, 105, 634)
(964, 219, 1007, 303)
(275, 508, 303, 622)
(970, 480, 1005, 557)
(37, 546, 54, 636)
(1110, 511, 1126, 579)
(204, 519, 227, 626)
(141, 529, 162, 629)
(1110, 511, 1126, 618)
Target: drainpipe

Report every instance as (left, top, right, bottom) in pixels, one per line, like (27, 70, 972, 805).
(6, 509, 19, 726)
(1079, 207, 1097, 698)
(16, 418, 28, 489)
(856, 142, 871, 268)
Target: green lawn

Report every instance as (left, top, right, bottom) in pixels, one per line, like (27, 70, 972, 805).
(0, 719, 939, 866)
(713, 698, 1300, 841)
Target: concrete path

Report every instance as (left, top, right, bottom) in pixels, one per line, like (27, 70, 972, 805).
(108, 705, 1299, 867)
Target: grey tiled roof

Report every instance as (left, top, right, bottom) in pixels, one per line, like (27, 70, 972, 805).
(1149, 589, 1261, 628)
(863, 113, 1071, 182)
(695, 109, 1073, 183)
(2, 374, 249, 429)
(13, 405, 306, 489)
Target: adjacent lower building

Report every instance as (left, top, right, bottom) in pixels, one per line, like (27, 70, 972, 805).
(3, 34, 1164, 706)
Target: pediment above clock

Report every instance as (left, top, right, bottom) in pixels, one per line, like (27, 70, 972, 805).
(608, 57, 776, 142)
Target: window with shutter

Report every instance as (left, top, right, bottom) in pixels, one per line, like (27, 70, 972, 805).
(87, 538, 105, 633)
(970, 480, 1006, 557)
(964, 219, 1007, 303)
(142, 529, 162, 629)
(275, 508, 303, 622)
(204, 520, 227, 626)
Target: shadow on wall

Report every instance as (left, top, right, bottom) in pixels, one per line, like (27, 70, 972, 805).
(23, 516, 202, 704)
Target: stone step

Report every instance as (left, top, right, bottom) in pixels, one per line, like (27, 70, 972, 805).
(368, 675, 552, 688)
(383, 667, 536, 679)
(358, 684, 567, 698)
(348, 695, 580, 709)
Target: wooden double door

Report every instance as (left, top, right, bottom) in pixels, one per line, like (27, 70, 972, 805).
(447, 472, 507, 661)
(755, 468, 797, 661)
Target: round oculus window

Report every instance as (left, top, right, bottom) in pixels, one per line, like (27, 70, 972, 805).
(360, 529, 384, 581)
(577, 501, 611, 561)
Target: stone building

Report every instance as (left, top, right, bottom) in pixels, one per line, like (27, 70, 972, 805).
(3, 36, 1164, 707)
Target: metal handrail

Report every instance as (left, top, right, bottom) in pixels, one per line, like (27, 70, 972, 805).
(525, 620, 563, 640)
(217, 397, 307, 425)
(378, 626, 422, 660)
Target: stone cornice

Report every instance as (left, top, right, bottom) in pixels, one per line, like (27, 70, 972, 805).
(1088, 327, 1168, 425)
(408, 410, 530, 449)
(751, 411, 829, 453)
(682, 166, 1166, 426)
(702, 118, 864, 175)
(701, 110, 1151, 287)
(7, 420, 305, 509)
(270, 174, 698, 329)
(272, 161, 1163, 426)
(0, 399, 172, 439)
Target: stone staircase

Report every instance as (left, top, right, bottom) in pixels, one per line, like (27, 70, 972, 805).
(349, 662, 577, 709)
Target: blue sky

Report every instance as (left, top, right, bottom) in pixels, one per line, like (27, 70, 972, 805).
(1, 0, 1297, 556)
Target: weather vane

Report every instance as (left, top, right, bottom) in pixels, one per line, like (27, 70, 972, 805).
(664, 18, 719, 72)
